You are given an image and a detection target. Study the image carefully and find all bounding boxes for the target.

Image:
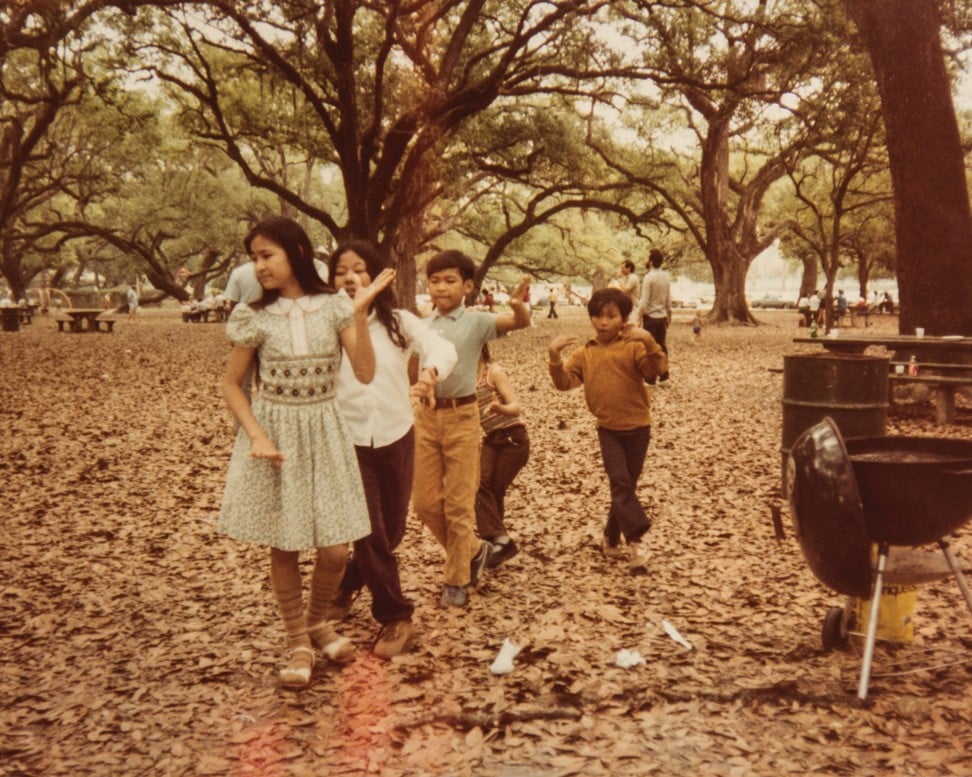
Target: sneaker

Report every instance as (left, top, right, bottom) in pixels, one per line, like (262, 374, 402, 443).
(373, 619, 414, 660)
(601, 534, 625, 559)
(487, 538, 518, 568)
(628, 542, 649, 574)
(439, 584, 468, 608)
(470, 540, 492, 586)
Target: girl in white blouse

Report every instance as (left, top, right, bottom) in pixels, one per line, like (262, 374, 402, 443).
(329, 241, 457, 659)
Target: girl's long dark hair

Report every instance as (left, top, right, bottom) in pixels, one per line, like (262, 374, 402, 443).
(243, 216, 332, 308)
(328, 240, 407, 350)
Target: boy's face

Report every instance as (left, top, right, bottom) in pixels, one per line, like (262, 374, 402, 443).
(590, 303, 625, 343)
(428, 267, 473, 314)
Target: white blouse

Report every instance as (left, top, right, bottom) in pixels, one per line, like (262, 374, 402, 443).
(336, 306, 458, 447)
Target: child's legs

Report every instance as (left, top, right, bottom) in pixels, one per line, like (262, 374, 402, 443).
(352, 431, 415, 625)
(307, 544, 350, 624)
(378, 428, 415, 551)
(270, 548, 311, 649)
(476, 427, 530, 538)
(440, 405, 482, 586)
(476, 440, 503, 538)
(596, 427, 652, 543)
(412, 408, 447, 547)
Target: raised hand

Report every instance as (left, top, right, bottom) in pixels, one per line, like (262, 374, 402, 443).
(549, 334, 577, 361)
(510, 275, 532, 303)
(351, 268, 397, 315)
(620, 324, 653, 344)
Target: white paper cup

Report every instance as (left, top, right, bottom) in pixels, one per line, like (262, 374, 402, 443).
(829, 329, 840, 338)
(915, 327, 925, 338)
(895, 364, 905, 374)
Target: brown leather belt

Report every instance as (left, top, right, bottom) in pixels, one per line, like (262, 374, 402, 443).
(433, 394, 476, 410)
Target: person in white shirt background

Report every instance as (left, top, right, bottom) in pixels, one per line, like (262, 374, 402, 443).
(328, 240, 458, 659)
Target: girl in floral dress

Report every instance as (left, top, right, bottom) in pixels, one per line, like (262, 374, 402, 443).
(219, 216, 394, 690)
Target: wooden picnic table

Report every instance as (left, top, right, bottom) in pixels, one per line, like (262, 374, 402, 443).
(59, 308, 117, 333)
(793, 334, 972, 424)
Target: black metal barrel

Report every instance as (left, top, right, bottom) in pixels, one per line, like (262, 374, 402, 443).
(1, 307, 20, 332)
(781, 353, 888, 488)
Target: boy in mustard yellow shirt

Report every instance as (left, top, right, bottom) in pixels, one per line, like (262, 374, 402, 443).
(547, 287, 667, 573)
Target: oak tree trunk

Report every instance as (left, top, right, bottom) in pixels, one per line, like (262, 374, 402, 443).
(844, 0, 972, 335)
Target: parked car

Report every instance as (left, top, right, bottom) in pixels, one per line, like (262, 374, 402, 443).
(751, 295, 796, 309)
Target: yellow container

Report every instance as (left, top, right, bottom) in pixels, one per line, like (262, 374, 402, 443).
(852, 586, 918, 644)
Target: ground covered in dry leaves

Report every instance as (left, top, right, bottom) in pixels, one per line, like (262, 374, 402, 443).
(2, 305, 971, 777)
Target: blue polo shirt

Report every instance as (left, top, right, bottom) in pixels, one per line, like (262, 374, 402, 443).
(429, 305, 498, 398)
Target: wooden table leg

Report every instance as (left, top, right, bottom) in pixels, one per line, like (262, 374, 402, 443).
(934, 385, 956, 425)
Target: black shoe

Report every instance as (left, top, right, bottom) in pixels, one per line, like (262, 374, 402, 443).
(470, 540, 491, 586)
(487, 538, 518, 568)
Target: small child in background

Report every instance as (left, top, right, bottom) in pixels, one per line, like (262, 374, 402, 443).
(475, 344, 530, 568)
(547, 287, 667, 574)
(691, 309, 704, 342)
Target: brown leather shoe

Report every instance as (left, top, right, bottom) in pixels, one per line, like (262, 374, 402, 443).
(601, 534, 625, 559)
(373, 619, 414, 660)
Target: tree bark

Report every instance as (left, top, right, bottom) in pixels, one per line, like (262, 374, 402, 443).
(843, 0, 972, 335)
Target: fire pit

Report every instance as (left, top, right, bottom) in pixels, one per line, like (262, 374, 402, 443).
(786, 417, 972, 699)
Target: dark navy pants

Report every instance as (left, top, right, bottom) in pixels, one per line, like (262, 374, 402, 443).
(340, 428, 415, 625)
(597, 426, 652, 545)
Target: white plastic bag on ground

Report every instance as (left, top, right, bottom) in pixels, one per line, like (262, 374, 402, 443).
(489, 638, 523, 675)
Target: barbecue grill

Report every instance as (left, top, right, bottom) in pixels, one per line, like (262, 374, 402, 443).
(786, 417, 972, 699)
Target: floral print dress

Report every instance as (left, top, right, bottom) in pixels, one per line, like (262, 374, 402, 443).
(218, 294, 371, 550)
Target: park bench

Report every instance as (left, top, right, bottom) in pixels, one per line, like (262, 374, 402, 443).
(888, 361, 972, 426)
(96, 315, 120, 333)
(54, 313, 78, 332)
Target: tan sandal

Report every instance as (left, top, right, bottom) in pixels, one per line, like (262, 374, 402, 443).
(279, 646, 315, 690)
(307, 620, 355, 663)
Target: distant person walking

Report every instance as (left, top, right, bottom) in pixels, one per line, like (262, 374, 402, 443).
(809, 291, 821, 324)
(637, 249, 672, 384)
(615, 260, 640, 324)
(127, 286, 139, 320)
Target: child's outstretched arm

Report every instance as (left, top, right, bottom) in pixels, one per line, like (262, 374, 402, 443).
(495, 275, 532, 334)
(339, 268, 397, 383)
(489, 363, 522, 417)
(547, 335, 582, 391)
(222, 346, 284, 465)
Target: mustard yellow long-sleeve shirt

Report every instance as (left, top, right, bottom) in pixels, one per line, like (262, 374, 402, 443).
(548, 336, 667, 430)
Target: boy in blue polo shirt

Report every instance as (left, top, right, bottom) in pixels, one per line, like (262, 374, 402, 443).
(413, 251, 531, 607)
